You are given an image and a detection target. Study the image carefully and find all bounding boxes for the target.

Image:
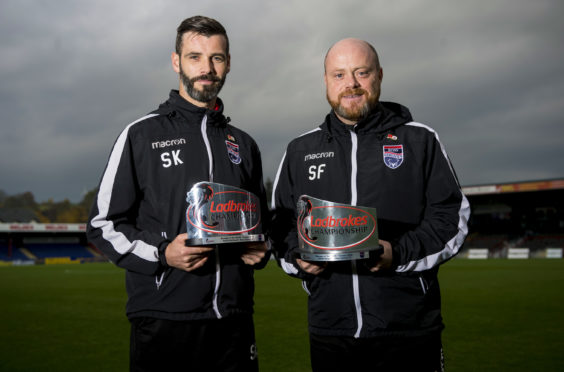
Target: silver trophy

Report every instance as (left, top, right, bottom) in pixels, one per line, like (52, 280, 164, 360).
(296, 195, 379, 261)
(185, 182, 265, 245)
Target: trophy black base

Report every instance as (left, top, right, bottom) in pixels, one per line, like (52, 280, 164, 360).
(299, 250, 372, 262)
(298, 245, 383, 262)
(186, 234, 265, 246)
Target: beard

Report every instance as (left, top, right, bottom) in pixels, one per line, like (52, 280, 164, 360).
(327, 88, 379, 123)
(180, 65, 226, 103)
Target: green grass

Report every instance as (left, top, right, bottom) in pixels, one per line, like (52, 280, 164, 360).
(440, 259, 564, 371)
(1, 259, 564, 371)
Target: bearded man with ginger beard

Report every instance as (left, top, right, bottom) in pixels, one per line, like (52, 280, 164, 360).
(271, 38, 469, 371)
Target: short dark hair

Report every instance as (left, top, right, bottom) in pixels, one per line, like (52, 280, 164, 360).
(175, 16, 229, 55)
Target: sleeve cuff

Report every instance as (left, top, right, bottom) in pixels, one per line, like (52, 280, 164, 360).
(158, 240, 170, 268)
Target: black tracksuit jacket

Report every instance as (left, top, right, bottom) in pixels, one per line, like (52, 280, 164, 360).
(272, 102, 470, 338)
(87, 90, 269, 321)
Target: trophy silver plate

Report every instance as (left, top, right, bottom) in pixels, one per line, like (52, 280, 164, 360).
(185, 182, 265, 245)
(296, 195, 379, 261)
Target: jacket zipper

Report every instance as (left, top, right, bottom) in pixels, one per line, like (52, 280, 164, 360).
(200, 115, 222, 319)
(213, 246, 222, 319)
(350, 129, 363, 338)
(201, 115, 214, 182)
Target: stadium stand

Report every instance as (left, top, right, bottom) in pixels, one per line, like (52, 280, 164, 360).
(25, 243, 94, 260)
(0, 224, 106, 265)
(517, 234, 564, 250)
(0, 238, 29, 261)
(462, 179, 564, 258)
(464, 233, 508, 250)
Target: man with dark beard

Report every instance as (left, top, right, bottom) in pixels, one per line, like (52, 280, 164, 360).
(271, 38, 469, 371)
(88, 16, 269, 372)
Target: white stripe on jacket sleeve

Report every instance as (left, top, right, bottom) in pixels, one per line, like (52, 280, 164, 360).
(90, 114, 161, 262)
(271, 127, 321, 274)
(395, 122, 470, 272)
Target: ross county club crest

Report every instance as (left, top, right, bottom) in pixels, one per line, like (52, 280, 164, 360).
(225, 140, 242, 164)
(383, 145, 404, 169)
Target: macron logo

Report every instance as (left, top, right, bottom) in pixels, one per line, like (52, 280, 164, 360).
(304, 152, 334, 162)
(152, 138, 187, 149)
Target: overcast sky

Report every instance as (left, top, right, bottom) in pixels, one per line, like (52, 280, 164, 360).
(1, 0, 563, 203)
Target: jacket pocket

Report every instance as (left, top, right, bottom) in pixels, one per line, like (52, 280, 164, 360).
(155, 270, 166, 290)
(361, 275, 429, 329)
(419, 275, 429, 294)
(302, 280, 311, 296)
(155, 231, 170, 290)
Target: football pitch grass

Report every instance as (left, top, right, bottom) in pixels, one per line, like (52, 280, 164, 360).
(1, 259, 564, 371)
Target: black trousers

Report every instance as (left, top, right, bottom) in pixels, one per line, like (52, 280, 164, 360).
(309, 332, 444, 372)
(129, 315, 258, 372)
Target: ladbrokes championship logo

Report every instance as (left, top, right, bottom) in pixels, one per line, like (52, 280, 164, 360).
(297, 195, 379, 261)
(186, 182, 264, 245)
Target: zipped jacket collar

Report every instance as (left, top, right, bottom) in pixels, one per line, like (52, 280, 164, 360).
(321, 101, 413, 138)
(156, 90, 230, 127)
